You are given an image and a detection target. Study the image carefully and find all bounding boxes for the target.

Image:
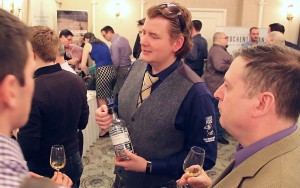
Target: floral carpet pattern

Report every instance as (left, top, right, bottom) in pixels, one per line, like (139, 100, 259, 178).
(80, 133, 238, 188)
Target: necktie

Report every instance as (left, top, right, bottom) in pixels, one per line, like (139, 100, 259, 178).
(137, 71, 159, 107)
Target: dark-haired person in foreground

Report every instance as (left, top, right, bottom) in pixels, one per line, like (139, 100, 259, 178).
(96, 2, 217, 187)
(0, 8, 72, 188)
(178, 45, 300, 188)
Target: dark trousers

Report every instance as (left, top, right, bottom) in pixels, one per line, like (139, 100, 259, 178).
(113, 175, 177, 188)
(113, 65, 130, 100)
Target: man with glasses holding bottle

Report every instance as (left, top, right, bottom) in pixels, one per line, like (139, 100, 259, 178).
(96, 2, 217, 187)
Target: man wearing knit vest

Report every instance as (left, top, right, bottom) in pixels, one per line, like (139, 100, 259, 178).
(96, 2, 217, 187)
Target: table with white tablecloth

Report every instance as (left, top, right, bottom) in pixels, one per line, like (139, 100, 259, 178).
(82, 90, 99, 157)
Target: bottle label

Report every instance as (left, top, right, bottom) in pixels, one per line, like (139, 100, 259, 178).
(110, 128, 134, 159)
(111, 131, 130, 145)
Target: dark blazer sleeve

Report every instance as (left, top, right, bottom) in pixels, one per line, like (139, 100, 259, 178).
(18, 100, 42, 161)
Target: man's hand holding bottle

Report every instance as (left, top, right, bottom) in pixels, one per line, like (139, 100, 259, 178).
(95, 105, 113, 131)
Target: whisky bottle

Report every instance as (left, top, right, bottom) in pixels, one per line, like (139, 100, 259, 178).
(108, 104, 134, 160)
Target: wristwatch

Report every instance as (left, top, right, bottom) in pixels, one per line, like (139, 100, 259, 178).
(146, 161, 152, 174)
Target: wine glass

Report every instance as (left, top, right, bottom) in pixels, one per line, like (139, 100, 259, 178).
(181, 146, 205, 187)
(50, 145, 66, 172)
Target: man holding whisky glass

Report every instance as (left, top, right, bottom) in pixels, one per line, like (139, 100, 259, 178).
(96, 2, 217, 187)
(177, 45, 300, 187)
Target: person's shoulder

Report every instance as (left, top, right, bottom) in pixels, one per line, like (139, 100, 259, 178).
(285, 40, 300, 50)
(209, 44, 222, 51)
(241, 41, 250, 47)
(192, 82, 214, 97)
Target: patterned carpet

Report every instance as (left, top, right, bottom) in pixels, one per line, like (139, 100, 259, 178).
(80, 133, 238, 188)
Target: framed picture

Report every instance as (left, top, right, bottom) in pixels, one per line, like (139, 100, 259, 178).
(57, 10, 88, 47)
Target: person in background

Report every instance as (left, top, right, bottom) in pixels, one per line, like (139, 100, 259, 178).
(203, 32, 232, 145)
(18, 25, 89, 188)
(269, 23, 300, 50)
(266, 31, 285, 46)
(177, 45, 300, 188)
(56, 41, 77, 74)
(56, 41, 84, 161)
(184, 19, 208, 77)
(133, 18, 146, 59)
(81, 32, 116, 108)
(0, 8, 72, 188)
(100, 26, 132, 101)
(59, 29, 83, 71)
(96, 2, 217, 187)
(241, 27, 264, 47)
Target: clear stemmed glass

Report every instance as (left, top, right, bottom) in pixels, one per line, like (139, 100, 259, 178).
(181, 146, 205, 187)
(50, 145, 66, 172)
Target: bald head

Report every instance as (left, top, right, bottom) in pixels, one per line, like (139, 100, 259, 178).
(213, 32, 228, 47)
(267, 31, 285, 46)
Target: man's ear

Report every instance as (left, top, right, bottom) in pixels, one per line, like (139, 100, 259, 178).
(253, 92, 275, 117)
(173, 36, 184, 53)
(0, 75, 19, 109)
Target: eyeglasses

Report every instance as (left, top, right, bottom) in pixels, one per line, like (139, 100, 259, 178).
(221, 36, 228, 39)
(157, 2, 186, 33)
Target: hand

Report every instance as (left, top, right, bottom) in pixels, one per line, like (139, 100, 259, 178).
(95, 105, 113, 130)
(177, 168, 212, 188)
(84, 75, 92, 79)
(67, 58, 78, 65)
(114, 150, 148, 173)
(29, 172, 73, 187)
(51, 171, 73, 187)
(28, 172, 43, 178)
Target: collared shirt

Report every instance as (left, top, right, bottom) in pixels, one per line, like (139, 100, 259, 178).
(241, 40, 264, 47)
(34, 63, 62, 78)
(0, 133, 29, 188)
(233, 124, 297, 168)
(110, 34, 132, 68)
(146, 59, 217, 177)
(60, 61, 77, 74)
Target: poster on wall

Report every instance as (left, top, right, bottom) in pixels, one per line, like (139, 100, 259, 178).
(57, 10, 88, 46)
(216, 26, 268, 55)
(29, 0, 56, 28)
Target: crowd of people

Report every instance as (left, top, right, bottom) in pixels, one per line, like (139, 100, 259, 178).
(1, 1, 300, 188)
